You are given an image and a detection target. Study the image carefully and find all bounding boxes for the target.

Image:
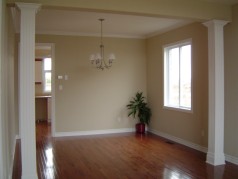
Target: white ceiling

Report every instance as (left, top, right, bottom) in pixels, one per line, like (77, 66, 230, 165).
(13, 0, 237, 38)
(35, 9, 193, 39)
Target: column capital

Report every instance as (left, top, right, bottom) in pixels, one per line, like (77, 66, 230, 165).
(203, 19, 229, 28)
(16, 2, 41, 13)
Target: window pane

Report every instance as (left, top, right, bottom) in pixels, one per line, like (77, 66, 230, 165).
(180, 45, 191, 108)
(168, 48, 179, 107)
(164, 40, 192, 111)
(45, 72, 51, 91)
(44, 58, 52, 71)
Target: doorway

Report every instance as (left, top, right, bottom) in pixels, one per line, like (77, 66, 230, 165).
(35, 43, 55, 137)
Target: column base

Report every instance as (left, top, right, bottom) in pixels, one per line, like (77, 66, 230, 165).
(21, 172, 38, 179)
(206, 152, 226, 166)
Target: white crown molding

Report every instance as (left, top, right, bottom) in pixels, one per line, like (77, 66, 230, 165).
(146, 22, 192, 38)
(35, 30, 145, 39)
(55, 128, 135, 137)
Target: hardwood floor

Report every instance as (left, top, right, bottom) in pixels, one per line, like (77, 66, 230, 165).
(12, 122, 238, 179)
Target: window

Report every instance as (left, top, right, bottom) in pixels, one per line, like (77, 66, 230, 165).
(164, 39, 192, 111)
(43, 58, 52, 92)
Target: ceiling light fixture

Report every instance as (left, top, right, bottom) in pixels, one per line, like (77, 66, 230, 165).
(90, 19, 115, 70)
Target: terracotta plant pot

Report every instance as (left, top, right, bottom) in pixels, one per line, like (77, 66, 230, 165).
(136, 123, 145, 133)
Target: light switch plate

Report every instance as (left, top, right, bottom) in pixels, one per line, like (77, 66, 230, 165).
(58, 75, 63, 80)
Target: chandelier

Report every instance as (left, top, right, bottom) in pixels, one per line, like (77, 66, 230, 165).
(90, 19, 115, 70)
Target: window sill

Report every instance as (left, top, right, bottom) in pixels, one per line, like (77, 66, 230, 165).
(163, 106, 192, 113)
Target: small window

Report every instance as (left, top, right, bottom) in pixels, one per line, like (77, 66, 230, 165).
(43, 58, 52, 92)
(164, 39, 192, 111)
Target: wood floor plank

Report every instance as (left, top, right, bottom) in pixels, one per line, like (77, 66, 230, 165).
(12, 122, 238, 179)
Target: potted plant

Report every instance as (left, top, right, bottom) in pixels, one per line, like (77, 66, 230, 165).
(127, 92, 152, 133)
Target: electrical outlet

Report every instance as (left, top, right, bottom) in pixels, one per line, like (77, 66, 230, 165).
(65, 75, 68, 80)
(117, 117, 121, 122)
(59, 85, 63, 90)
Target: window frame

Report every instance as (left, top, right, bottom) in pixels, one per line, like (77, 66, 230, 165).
(163, 39, 193, 113)
(43, 58, 52, 93)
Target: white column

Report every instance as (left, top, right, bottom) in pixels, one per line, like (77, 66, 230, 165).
(203, 20, 229, 166)
(16, 3, 41, 179)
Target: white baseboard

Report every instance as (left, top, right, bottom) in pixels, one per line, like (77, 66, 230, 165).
(225, 154, 238, 165)
(149, 128, 238, 165)
(149, 128, 208, 153)
(55, 128, 135, 137)
(15, 126, 238, 166)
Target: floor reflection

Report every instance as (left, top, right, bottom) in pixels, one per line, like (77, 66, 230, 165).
(163, 168, 191, 179)
(44, 147, 55, 179)
(46, 148, 53, 167)
(36, 122, 56, 179)
(206, 164, 225, 179)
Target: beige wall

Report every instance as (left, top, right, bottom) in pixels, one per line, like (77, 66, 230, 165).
(0, 0, 7, 177)
(0, 3, 18, 178)
(147, 23, 208, 147)
(35, 98, 48, 120)
(6, 8, 17, 176)
(224, 4, 238, 158)
(36, 35, 147, 132)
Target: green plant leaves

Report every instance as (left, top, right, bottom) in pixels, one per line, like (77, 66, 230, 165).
(126, 92, 151, 125)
